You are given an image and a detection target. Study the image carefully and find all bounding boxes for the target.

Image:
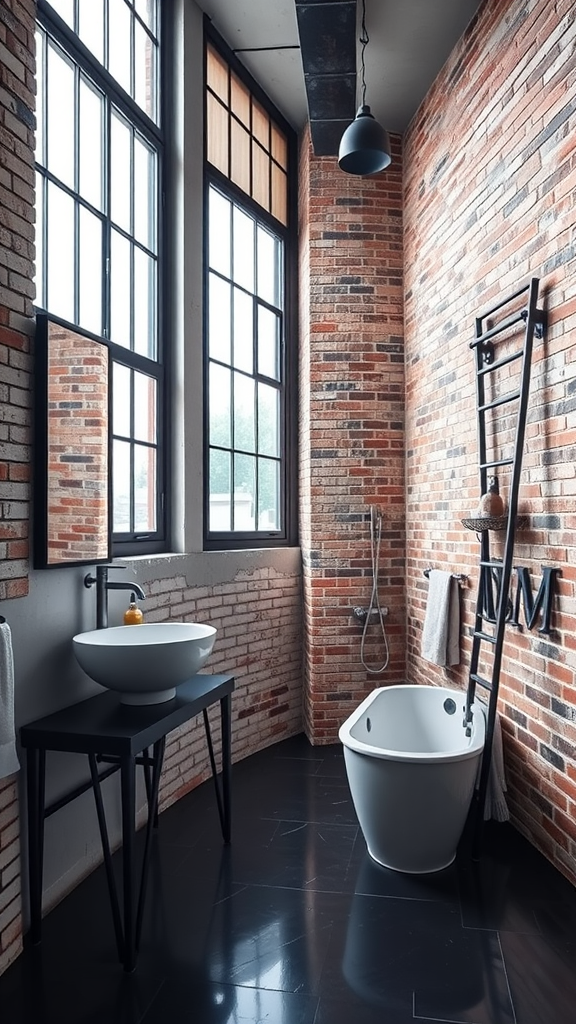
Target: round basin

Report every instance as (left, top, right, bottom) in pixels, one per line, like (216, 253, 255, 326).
(72, 622, 217, 705)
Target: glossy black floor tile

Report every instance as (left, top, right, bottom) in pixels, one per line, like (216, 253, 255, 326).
(1, 734, 576, 1024)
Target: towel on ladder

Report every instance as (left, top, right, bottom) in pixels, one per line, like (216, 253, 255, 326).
(0, 621, 20, 779)
(480, 704, 509, 822)
(421, 570, 460, 666)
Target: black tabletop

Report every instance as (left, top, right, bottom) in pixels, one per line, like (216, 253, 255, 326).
(20, 674, 235, 757)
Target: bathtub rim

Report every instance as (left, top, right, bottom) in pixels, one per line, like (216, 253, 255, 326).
(338, 684, 485, 764)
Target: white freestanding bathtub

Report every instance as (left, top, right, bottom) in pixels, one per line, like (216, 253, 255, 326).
(339, 685, 485, 873)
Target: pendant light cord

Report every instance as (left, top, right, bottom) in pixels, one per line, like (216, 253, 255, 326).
(359, 0, 368, 107)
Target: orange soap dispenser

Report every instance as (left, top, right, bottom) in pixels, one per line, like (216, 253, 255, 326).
(124, 592, 144, 625)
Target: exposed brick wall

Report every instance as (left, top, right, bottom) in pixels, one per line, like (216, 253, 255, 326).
(0, 0, 36, 976)
(135, 566, 303, 809)
(404, 0, 576, 884)
(299, 131, 406, 743)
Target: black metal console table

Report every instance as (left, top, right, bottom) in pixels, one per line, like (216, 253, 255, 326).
(20, 673, 234, 972)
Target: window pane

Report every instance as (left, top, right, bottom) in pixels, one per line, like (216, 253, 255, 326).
(209, 273, 231, 364)
(134, 444, 156, 530)
(47, 42, 75, 189)
(258, 383, 279, 457)
(209, 449, 231, 531)
(252, 142, 269, 212)
(231, 74, 250, 126)
(271, 163, 287, 226)
(113, 438, 131, 531)
(230, 120, 250, 195)
(35, 30, 44, 163)
(257, 227, 280, 305)
(258, 306, 280, 380)
(207, 46, 228, 102)
(78, 0, 104, 65)
(233, 288, 253, 373)
(110, 229, 131, 348)
(47, 183, 74, 321)
(233, 453, 255, 530)
(258, 458, 280, 530)
(209, 364, 231, 448)
(134, 371, 156, 443)
(252, 102, 269, 149)
(113, 362, 131, 438)
(233, 372, 255, 453)
(49, 0, 74, 28)
(108, 0, 132, 95)
(134, 134, 156, 250)
(111, 112, 132, 232)
(79, 206, 102, 334)
(209, 188, 230, 277)
(233, 206, 254, 292)
(271, 125, 287, 169)
(135, 0, 157, 34)
(79, 77, 104, 210)
(134, 247, 156, 358)
(207, 93, 228, 175)
(34, 173, 44, 308)
(134, 19, 156, 121)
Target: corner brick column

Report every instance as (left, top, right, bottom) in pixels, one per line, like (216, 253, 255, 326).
(298, 131, 406, 743)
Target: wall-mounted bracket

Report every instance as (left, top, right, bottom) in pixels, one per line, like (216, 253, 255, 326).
(480, 341, 495, 364)
(521, 306, 546, 339)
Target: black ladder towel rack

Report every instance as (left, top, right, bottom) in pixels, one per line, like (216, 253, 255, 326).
(464, 277, 545, 854)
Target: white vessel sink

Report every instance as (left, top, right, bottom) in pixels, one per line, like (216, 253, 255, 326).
(72, 622, 217, 705)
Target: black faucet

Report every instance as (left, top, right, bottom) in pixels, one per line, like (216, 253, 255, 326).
(84, 565, 146, 629)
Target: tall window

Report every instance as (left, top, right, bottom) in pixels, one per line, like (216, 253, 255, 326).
(204, 35, 296, 547)
(35, 0, 164, 553)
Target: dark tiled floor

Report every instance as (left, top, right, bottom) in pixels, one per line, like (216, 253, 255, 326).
(2, 734, 576, 1022)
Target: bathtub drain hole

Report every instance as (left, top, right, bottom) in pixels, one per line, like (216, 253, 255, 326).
(443, 698, 457, 715)
(366, 717, 372, 732)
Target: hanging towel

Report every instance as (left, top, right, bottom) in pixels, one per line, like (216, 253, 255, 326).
(421, 570, 460, 667)
(0, 621, 20, 779)
(479, 704, 509, 822)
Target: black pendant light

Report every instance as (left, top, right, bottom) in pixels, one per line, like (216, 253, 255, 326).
(338, 0, 391, 175)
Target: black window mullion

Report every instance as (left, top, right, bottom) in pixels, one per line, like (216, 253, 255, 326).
(104, 94, 112, 339)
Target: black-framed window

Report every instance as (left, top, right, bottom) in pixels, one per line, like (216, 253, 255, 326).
(204, 29, 297, 549)
(35, 0, 165, 554)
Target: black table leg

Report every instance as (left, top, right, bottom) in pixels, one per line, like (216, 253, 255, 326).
(120, 754, 136, 972)
(26, 746, 45, 944)
(221, 693, 232, 844)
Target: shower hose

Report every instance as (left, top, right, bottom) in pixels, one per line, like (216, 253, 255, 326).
(360, 505, 390, 674)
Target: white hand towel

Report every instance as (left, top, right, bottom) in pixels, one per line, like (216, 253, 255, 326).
(421, 570, 460, 667)
(0, 620, 20, 779)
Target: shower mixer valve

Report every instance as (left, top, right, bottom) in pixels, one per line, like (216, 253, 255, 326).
(353, 606, 388, 621)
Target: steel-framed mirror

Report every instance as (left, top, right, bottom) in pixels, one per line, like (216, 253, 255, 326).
(34, 312, 111, 568)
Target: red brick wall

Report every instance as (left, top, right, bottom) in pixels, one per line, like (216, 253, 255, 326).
(299, 131, 407, 743)
(404, 0, 576, 884)
(0, 0, 36, 975)
(134, 566, 303, 810)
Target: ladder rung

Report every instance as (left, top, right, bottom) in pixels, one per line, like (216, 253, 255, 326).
(470, 310, 526, 348)
(478, 349, 524, 376)
(480, 458, 514, 469)
(478, 283, 530, 321)
(470, 673, 493, 691)
(480, 560, 505, 568)
(473, 630, 497, 644)
(479, 390, 521, 413)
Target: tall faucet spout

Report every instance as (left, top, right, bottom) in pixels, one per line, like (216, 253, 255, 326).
(106, 581, 146, 600)
(84, 565, 146, 629)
